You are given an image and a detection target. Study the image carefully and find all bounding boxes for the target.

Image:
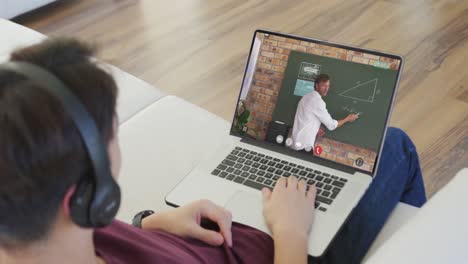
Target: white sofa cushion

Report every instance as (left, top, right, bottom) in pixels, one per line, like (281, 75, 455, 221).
(116, 95, 231, 220)
(0, 18, 46, 56)
(365, 168, 468, 263)
(106, 64, 165, 123)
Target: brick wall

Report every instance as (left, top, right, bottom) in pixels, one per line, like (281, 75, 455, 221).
(242, 33, 395, 172)
(315, 137, 377, 172)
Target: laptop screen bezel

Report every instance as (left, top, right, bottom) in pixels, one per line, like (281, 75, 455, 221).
(229, 29, 404, 178)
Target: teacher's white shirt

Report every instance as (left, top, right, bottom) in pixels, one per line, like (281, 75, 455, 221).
(291, 91, 338, 150)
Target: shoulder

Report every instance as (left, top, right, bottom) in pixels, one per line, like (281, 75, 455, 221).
(308, 91, 326, 106)
(302, 91, 318, 102)
(94, 220, 139, 240)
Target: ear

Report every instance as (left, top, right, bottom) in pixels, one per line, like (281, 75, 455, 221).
(63, 185, 77, 217)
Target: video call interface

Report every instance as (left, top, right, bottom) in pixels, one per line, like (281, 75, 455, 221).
(233, 32, 401, 173)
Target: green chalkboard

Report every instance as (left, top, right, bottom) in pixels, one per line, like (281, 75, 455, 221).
(271, 50, 399, 151)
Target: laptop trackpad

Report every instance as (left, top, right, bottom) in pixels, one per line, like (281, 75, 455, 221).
(224, 191, 270, 234)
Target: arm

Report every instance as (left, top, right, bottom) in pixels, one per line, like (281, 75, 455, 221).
(141, 199, 233, 247)
(262, 177, 317, 264)
(336, 114, 358, 128)
(314, 102, 358, 130)
(273, 229, 309, 264)
(314, 102, 338, 131)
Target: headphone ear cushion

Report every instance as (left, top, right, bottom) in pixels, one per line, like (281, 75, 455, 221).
(69, 176, 95, 228)
(90, 180, 121, 227)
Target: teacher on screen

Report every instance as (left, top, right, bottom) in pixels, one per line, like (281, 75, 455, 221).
(290, 74, 358, 151)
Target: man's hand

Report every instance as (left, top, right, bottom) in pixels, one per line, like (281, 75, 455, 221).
(142, 199, 233, 247)
(346, 114, 359, 122)
(317, 127, 325, 137)
(262, 176, 316, 239)
(337, 114, 359, 128)
(262, 177, 317, 264)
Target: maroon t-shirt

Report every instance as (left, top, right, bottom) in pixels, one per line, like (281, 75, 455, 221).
(94, 220, 274, 263)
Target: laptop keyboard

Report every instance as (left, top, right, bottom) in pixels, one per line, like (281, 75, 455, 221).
(211, 146, 348, 212)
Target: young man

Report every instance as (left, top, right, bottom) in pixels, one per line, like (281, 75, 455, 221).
(291, 74, 359, 151)
(0, 39, 426, 264)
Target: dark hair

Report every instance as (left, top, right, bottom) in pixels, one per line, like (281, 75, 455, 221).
(314, 73, 330, 88)
(0, 38, 118, 249)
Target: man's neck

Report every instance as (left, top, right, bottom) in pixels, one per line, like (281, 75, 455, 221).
(1, 224, 97, 264)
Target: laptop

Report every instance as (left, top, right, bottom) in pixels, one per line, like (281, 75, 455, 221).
(166, 29, 403, 257)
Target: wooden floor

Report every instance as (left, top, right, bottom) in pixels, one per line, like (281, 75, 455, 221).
(15, 0, 468, 198)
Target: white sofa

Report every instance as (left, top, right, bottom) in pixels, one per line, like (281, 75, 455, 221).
(0, 0, 58, 19)
(1, 19, 466, 263)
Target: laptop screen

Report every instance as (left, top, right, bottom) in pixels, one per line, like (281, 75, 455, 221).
(231, 30, 402, 175)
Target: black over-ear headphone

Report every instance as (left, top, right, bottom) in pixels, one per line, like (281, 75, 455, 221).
(0, 61, 121, 228)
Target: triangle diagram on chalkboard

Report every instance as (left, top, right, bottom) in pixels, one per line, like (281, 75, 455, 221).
(339, 78, 378, 103)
